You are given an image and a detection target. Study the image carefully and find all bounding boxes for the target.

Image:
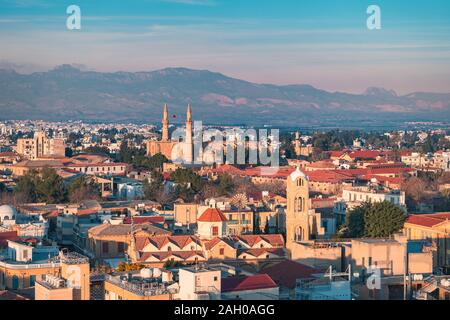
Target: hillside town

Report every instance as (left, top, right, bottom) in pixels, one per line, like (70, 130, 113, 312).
(0, 105, 450, 301)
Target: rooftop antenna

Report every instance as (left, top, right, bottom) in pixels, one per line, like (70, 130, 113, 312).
(129, 213, 135, 264)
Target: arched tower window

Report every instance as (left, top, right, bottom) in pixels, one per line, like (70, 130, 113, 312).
(296, 178, 304, 187)
(294, 226, 303, 242)
(294, 196, 304, 212)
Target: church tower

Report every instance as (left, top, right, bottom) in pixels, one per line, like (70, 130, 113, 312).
(286, 167, 311, 250)
(162, 103, 169, 142)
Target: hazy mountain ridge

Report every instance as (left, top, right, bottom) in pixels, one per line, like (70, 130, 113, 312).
(0, 65, 449, 125)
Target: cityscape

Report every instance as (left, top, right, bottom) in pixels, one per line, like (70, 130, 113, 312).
(0, 0, 450, 306)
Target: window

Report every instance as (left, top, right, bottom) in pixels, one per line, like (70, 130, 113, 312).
(102, 242, 109, 254)
(219, 248, 224, 255)
(212, 226, 219, 236)
(214, 276, 218, 281)
(12, 276, 19, 290)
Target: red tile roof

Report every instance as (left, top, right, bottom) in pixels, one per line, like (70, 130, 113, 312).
(138, 250, 205, 262)
(259, 260, 320, 289)
(307, 160, 336, 168)
(348, 150, 382, 160)
(221, 274, 278, 293)
(0, 152, 18, 158)
(406, 212, 450, 228)
(204, 237, 235, 250)
(239, 248, 285, 258)
(198, 208, 228, 222)
(135, 235, 201, 251)
(0, 231, 18, 248)
(234, 234, 285, 247)
(123, 216, 165, 225)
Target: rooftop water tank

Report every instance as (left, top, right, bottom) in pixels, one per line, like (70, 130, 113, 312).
(140, 268, 153, 278)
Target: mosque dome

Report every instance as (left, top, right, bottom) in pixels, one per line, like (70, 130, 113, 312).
(0, 205, 16, 223)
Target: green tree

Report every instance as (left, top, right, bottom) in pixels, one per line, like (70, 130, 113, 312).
(68, 176, 100, 203)
(36, 167, 68, 204)
(14, 168, 68, 204)
(146, 153, 169, 171)
(0, 182, 6, 193)
(143, 171, 164, 200)
(364, 201, 406, 237)
(346, 201, 406, 238)
(170, 168, 204, 192)
(14, 170, 39, 203)
(170, 168, 204, 202)
(65, 147, 73, 157)
(163, 259, 182, 268)
(83, 146, 110, 156)
(217, 173, 235, 196)
(346, 202, 370, 238)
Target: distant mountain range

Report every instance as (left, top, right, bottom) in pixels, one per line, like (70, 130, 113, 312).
(0, 65, 449, 127)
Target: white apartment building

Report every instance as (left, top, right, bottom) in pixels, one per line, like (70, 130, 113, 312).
(402, 151, 450, 171)
(334, 186, 407, 223)
(342, 186, 406, 208)
(178, 267, 221, 300)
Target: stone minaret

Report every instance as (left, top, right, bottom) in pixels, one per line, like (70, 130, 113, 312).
(294, 131, 301, 157)
(186, 104, 193, 144)
(184, 104, 193, 163)
(162, 103, 169, 142)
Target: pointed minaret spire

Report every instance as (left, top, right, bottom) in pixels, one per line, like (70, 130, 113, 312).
(185, 104, 193, 144)
(161, 103, 169, 142)
(184, 103, 193, 163)
(295, 131, 301, 157)
(186, 103, 192, 122)
(163, 103, 168, 121)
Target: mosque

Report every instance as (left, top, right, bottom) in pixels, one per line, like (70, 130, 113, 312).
(146, 104, 194, 164)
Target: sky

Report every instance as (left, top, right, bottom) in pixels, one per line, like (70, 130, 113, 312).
(1, 0, 450, 94)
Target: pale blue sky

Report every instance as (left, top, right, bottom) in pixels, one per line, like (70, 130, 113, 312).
(1, 0, 450, 93)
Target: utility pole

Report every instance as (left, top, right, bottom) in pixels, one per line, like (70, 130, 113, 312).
(403, 242, 408, 300)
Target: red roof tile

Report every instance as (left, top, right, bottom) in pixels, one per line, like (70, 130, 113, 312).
(0, 231, 18, 248)
(123, 216, 165, 225)
(221, 274, 278, 293)
(234, 234, 284, 247)
(198, 208, 227, 222)
(406, 212, 450, 228)
(138, 250, 205, 262)
(259, 260, 320, 289)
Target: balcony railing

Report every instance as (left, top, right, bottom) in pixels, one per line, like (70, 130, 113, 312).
(106, 275, 178, 297)
(0, 260, 60, 270)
